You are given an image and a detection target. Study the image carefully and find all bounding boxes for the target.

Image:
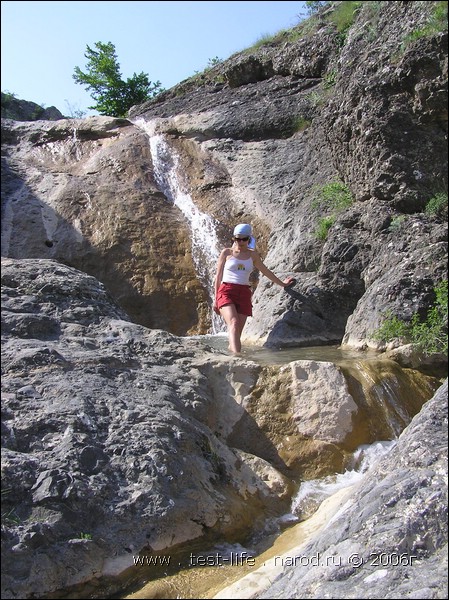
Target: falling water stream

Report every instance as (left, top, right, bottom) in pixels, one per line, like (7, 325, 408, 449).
(134, 120, 224, 333)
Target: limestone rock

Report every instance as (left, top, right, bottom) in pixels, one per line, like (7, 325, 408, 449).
(2, 3, 447, 351)
(256, 381, 448, 600)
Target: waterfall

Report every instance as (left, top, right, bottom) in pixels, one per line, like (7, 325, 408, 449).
(291, 440, 396, 521)
(72, 127, 82, 161)
(340, 358, 436, 439)
(134, 120, 224, 333)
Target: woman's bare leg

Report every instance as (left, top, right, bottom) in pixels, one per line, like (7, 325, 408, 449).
(238, 313, 248, 339)
(220, 304, 244, 353)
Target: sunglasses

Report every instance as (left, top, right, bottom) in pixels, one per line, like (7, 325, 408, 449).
(233, 236, 250, 242)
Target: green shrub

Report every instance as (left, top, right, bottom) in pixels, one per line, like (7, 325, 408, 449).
(388, 215, 406, 232)
(291, 116, 311, 132)
(371, 280, 448, 355)
(432, 0, 449, 32)
(305, 1, 329, 15)
(250, 32, 279, 49)
(323, 69, 338, 88)
(329, 1, 363, 33)
(205, 56, 223, 69)
(307, 87, 334, 107)
(413, 280, 448, 354)
(401, 1, 448, 51)
(312, 181, 353, 212)
(1, 90, 17, 108)
(1, 488, 20, 524)
(312, 181, 353, 240)
(425, 192, 448, 217)
(371, 310, 411, 343)
(315, 216, 336, 240)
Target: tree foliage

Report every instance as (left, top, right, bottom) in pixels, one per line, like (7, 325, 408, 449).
(73, 41, 164, 117)
(305, 1, 330, 15)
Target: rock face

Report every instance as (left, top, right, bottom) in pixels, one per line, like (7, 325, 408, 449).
(1, 116, 210, 335)
(1, 1, 447, 350)
(1, 257, 444, 599)
(1, 2, 448, 599)
(0, 258, 291, 598)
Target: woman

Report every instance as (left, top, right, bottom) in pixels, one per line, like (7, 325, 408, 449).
(213, 223, 295, 354)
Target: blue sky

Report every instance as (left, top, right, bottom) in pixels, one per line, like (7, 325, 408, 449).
(1, 1, 307, 116)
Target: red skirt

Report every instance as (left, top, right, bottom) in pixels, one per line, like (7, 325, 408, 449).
(216, 282, 253, 316)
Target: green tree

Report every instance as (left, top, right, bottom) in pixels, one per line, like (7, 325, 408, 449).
(73, 41, 164, 117)
(305, 1, 329, 15)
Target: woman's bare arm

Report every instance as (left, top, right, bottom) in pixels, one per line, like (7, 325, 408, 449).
(252, 251, 295, 287)
(214, 248, 230, 297)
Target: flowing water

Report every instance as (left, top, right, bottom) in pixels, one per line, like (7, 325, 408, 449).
(290, 440, 395, 521)
(117, 338, 440, 599)
(196, 334, 381, 365)
(121, 440, 396, 600)
(134, 121, 224, 334)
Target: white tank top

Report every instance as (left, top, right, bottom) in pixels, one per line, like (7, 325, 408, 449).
(222, 255, 253, 285)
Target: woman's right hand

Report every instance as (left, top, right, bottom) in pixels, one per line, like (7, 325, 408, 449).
(283, 277, 297, 288)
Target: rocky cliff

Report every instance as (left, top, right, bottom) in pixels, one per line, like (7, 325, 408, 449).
(130, 0, 448, 354)
(1, 92, 65, 121)
(1, 1, 447, 599)
(2, 1, 447, 352)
